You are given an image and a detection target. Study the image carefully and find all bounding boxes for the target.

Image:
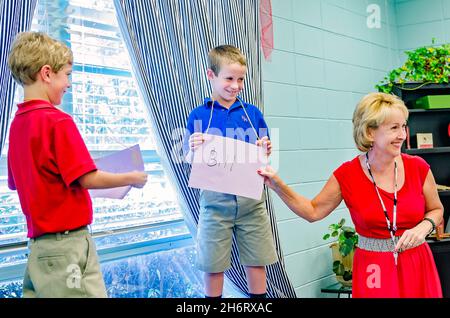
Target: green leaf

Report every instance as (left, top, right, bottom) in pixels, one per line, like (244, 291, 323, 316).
(323, 233, 330, 240)
(333, 261, 345, 276)
(342, 226, 355, 234)
(340, 238, 355, 256)
(377, 38, 450, 90)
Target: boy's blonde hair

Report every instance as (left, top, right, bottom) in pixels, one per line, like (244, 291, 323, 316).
(353, 92, 409, 152)
(208, 45, 247, 75)
(8, 32, 73, 85)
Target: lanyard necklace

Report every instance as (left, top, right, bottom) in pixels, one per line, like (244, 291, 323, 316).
(365, 152, 399, 265)
(205, 96, 260, 141)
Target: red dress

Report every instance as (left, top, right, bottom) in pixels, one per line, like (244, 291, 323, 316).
(334, 153, 442, 298)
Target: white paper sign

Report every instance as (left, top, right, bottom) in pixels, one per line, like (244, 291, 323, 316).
(89, 144, 145, 199)
(188, 134, 267, 200)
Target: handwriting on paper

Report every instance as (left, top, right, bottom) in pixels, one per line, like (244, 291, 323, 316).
(188, 134, 267, 200)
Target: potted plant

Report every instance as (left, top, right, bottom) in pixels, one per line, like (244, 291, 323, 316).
(376, 39, 450, 94)
(323, 218, 358, 287)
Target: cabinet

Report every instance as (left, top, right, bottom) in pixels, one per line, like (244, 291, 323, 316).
(393, 84, 450, 298)
(392, 84, 450, 228)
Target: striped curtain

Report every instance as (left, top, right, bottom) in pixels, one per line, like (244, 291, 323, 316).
(0, 0, 37, 152)
(114, 0, 296, 298)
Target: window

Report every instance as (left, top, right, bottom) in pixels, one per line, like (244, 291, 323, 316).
(0, 0, 187, 250)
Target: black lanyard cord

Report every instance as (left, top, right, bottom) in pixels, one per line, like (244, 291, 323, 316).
(365, 152, 399, 265)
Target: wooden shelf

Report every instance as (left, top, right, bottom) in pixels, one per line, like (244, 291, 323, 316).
(408, 108, 450, 113)
(394, 84, 450, 299)
(405, 147, 450, 155)
(392, 83, 450, 96)
(438, 190, 450, 197)
(396, 83, 450, 241)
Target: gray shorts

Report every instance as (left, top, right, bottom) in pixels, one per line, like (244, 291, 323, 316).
(23, 226, 107, 298)
(196, 190, 278, 273)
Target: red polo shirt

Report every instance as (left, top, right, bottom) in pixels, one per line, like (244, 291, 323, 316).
(7, 99, 97, 238)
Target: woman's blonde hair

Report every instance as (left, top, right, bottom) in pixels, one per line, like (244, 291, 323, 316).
(208, 45, 247, 75)
(7, 32, 73, 85)
(353, 92, 409, 152)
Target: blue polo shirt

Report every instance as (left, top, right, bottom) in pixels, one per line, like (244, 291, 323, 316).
(183, 97, 269, 156)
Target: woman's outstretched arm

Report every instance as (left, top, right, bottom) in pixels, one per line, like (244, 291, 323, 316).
(258, 166, 343, 222)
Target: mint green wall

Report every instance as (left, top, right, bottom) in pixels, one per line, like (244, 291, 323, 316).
(396, 0, 450, 61)
(262, 0, 400, 297)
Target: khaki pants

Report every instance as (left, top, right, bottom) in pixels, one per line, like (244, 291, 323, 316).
(196, 190, 278, 273)
(23, 227, 107, 298)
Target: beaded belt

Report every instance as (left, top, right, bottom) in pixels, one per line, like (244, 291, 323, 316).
(358, 235, 400, 252)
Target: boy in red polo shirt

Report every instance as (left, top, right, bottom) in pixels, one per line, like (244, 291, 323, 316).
(7, 31, 148, 297)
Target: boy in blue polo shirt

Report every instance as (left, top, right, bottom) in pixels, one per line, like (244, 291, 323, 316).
(183, 45, 278, 298)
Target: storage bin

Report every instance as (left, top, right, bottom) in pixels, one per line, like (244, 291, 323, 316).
(414, 95, 450, 109)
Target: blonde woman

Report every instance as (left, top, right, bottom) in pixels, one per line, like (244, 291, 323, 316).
(258, 92, 443, 298)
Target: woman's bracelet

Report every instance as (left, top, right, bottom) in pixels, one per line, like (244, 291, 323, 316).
(423, 217, 436, 235)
